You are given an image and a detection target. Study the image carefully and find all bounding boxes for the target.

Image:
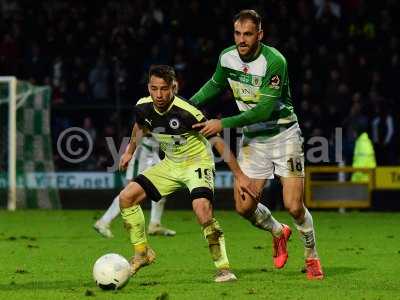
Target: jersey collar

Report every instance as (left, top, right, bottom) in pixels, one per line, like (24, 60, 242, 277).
(153, 96, 175, 115)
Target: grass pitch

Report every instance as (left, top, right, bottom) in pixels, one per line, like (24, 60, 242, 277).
(0, 210, 399, 300)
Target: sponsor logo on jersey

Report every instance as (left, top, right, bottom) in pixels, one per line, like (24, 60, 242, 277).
(145, 118, 152, 126)
(251, 75, 262, 87)
(152, 133, 187, 152)
(240, 87, 252, 96)
(169, 118, 180, 129)
(242, 64, 249, 74)
(239, 74, 250, 84)
(269, 75, 281, 89)
(171, 135, 187, 146)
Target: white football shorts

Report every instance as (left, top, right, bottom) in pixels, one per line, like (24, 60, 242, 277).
(238, 123, 305, 179)
(126, 139, 160, 180)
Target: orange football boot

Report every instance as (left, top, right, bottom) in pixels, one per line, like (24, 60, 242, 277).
(272, 224, 292, 268)
(305, 258, 324, 280)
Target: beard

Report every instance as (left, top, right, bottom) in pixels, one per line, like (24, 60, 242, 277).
(236, 42, 260, 61)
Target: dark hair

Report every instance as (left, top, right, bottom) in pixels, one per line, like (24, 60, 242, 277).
(233, 10, 262, 31)
(148, 65, 176, 86)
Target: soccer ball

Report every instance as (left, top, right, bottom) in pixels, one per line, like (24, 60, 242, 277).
(93, 253, 131, 290)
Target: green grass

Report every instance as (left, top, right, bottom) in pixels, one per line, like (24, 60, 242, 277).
(0, 210, 399, 300)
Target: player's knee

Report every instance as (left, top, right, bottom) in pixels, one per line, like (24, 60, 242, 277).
(235, 201, 253, 218)
(119, 187, 141, 208)
(286, 204, 305, 220)
(119, 189, 132, 208)
(234, 192, 256, 218)
(192, 198, 212, 225)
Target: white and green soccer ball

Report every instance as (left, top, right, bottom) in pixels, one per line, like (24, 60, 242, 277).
(93, 253, 131, 290)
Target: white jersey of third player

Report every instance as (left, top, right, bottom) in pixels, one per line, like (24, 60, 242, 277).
(126, 136, 160, 180)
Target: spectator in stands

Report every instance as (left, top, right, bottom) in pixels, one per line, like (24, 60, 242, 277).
(343, 94, 369, 164)
(52, 56, 63, 88)
(83, 116, 97, 143)
(351, 124, 376, 183)
(24, 43, 48, 84)
(71, 80, 91, 104)
(314, 0, 341, 19)
(0, 33, 18, 74)
(88, 57, 110, 102)
(371, 104, 396, 165)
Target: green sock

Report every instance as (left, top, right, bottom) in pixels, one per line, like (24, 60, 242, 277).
(203, 218, 230, 270)
(121, 205, 147, 247)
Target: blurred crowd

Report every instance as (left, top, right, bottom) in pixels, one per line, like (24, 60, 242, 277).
(0, 0, 399, 170)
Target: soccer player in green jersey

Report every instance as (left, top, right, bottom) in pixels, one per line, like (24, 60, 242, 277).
(118, 65, 257, 282)
(191, 10, 323, 279)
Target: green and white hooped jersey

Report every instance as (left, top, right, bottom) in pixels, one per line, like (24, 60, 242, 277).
(125, 136, 160, 181)
(214, 43, 297, 138)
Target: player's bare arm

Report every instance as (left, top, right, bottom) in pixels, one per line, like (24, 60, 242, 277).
(210, 136, 258, 199)
(119, 123, 145, 171)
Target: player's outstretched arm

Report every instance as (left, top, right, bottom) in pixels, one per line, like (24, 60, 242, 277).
(190, 56, 227, 107)
(192, 96, 278, 138)
(211, 136, 259, 199)
(190, 79, 224, 106)
(119, 123, 144, 171)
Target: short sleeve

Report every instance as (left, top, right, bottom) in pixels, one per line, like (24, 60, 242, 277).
(134, 105, 146, 127)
